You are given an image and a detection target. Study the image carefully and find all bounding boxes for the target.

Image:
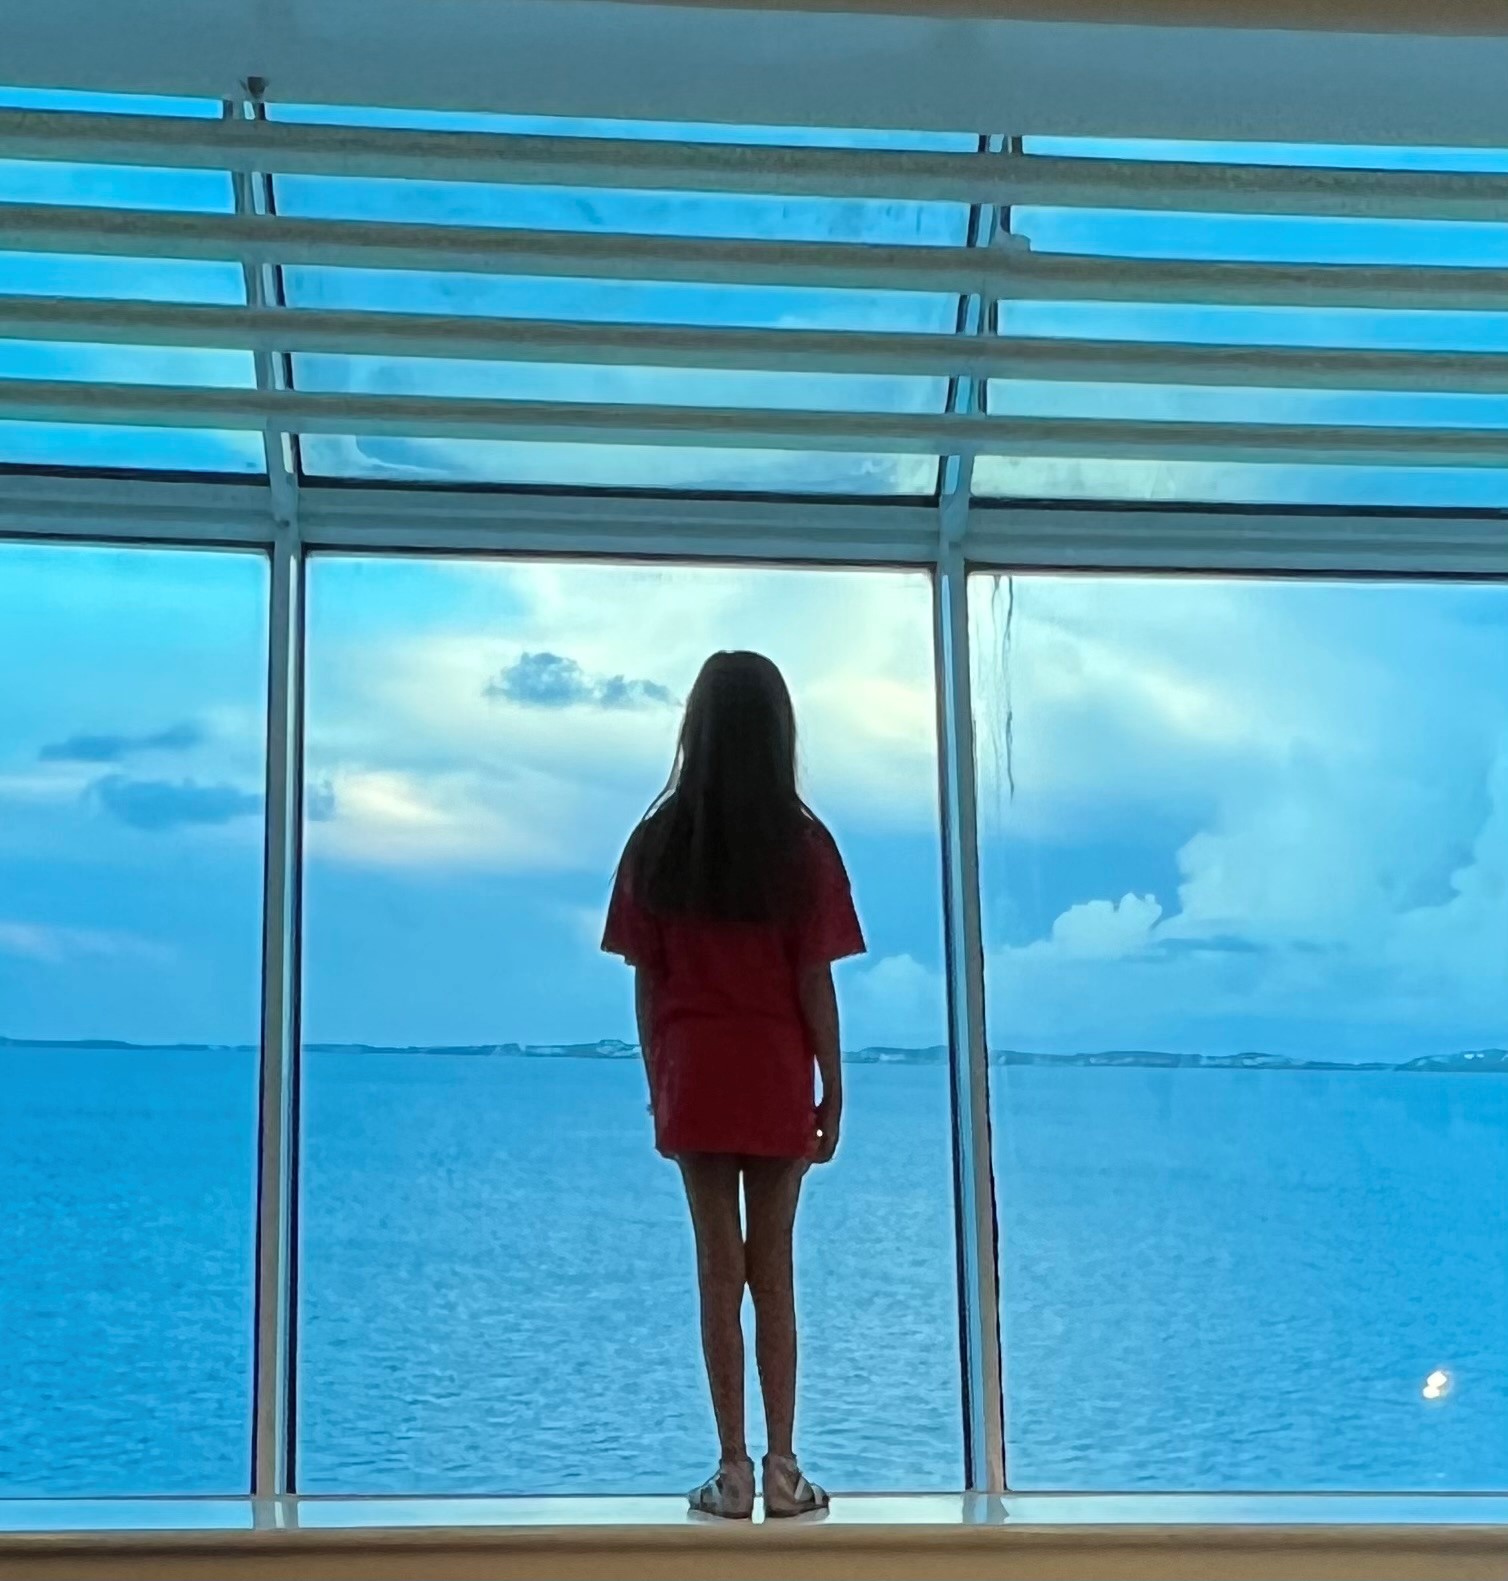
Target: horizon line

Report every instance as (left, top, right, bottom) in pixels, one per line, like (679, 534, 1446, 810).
(2, 1033, 1504, 1070)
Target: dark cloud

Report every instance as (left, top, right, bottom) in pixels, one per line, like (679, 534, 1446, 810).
(595, 673, 676, 710)
(1155, 935, 1268, 958)
(92, 775, 261, 833)
(487, 652, 594, 708)
(486, 652, 674, 712)
(41, 721, 203, 764)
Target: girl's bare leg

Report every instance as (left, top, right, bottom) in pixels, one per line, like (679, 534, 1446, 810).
(742, 1157, 807, 1460)
(677, 1152, 748, 1462)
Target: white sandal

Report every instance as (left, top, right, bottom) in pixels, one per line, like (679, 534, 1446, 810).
(762, 1452, 829, 1518)
(688, 1455, 754, 1520)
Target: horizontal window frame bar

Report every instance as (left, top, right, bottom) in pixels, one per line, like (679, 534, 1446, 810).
(7, 296, 1508, 390)
(4, 377, 1508, 465)
(302, 507, 941, 564)
(0, 203, 992, 292)
(1006, 154, 1508, 223)
(987, 338, 1508, 391)
(0, 376, 964, 449)
(1, 473, 1502, 572)
(0, 470, 275, 542)
(971, 503, 1508, 574)
(4, 108, 1507, 220)
(997, 247, 1508, 311)
(0, 295, 976, 372)
(9, 208, 1508, 308)
(0, 472, 943, 560)
(17, 109, 990, 200)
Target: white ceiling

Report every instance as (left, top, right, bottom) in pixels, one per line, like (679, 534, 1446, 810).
(8, 0, 1508, 146)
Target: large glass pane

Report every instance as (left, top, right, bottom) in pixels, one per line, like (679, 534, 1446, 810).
(972, 572, 1508, 1489)
(0, 542, 268, 1493)
(0, 86, 261, 474)
(272, 106, 964, 494)
(978, 135, 1508, 507)
(298, 557, 957, 1491)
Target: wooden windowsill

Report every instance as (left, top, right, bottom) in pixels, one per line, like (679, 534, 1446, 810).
(3, 1494, 1508, 1580)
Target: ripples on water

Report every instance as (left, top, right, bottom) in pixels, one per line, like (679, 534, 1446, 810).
(3, 1048, 1505, 1494)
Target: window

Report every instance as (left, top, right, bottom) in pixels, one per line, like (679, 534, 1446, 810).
(0, 542, 268, 1493)
(297, 556, 958, 1491)
(978, 136, 1508, 508)
(972, 571, 1508, 1489)
(4, 82, 1507, 1506)
(0, 88, 262, 475)
(272, 107, 967, 495)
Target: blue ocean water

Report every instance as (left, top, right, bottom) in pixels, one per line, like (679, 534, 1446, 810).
(4, 1046, 1506, 1496)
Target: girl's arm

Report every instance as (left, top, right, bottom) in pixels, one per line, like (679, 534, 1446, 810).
(634, 967, 658, 1110)
(798, 963, 842, 1163)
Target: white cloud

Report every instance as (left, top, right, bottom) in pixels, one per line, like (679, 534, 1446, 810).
(977, 725, 1508, 1058)
(305, 561, 940, 871)
(0, 920, 171, 967)
(298, 559, 1508, 1061)
(1383, 742, 1508, 1003)
(306, 765, 586, 872)
(946, 577, 1508, 1058)
(968, 575, 1502, 839)
(842, 952, 947, 1049)
(1047, 893, 1162, 959)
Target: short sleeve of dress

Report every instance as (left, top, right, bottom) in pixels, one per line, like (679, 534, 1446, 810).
(796, 826, 866, 967)
(602, 846, 663, 971)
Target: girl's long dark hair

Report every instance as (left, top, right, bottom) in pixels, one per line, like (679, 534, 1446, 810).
(632, 651, 812, 924)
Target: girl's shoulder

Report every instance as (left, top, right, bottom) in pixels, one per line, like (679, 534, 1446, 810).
(798, 809, 834, 844)
(622, 798, 673, 860)
(798, 812, 847, 871)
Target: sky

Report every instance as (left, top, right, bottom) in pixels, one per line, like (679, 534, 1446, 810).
(0, 93, 1505, 1060)
(973, 574, 1508, 1061)
(4, 545, 1505, 1062)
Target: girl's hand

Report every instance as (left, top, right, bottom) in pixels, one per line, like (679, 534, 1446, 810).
(812, 1096, 841, 1164)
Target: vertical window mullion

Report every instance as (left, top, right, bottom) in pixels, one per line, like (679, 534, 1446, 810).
(252, 531, 304, 1499)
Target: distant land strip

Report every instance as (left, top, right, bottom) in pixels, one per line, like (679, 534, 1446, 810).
(2, 1035, 1504, 1073)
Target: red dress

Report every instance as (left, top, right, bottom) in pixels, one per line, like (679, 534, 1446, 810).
(601, 823, 865, 1159)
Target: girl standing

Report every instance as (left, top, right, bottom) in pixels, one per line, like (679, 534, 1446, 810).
(603, 651, 865, 1519)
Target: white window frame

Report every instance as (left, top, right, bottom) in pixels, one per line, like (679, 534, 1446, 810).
(4, 94, 1507, 1501)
